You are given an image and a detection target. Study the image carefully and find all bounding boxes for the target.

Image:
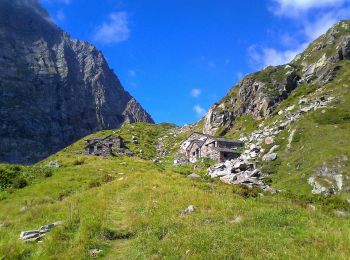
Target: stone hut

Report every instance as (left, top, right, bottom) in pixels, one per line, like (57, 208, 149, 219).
(84, 135, 133, 156)
(180, 133, 243, 163)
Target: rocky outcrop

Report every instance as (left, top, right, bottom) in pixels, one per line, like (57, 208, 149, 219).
(203, 20, 350, 136)
(208, 94, 336, 192)
(0, 0, 153, 164)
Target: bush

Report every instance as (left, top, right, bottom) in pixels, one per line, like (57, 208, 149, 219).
(232, 185, 261, 198)
(102, 174, 115, 183)
(13, 177, 28, 189)
(88, 180, 101, 189)
(72, 158, 85, 166)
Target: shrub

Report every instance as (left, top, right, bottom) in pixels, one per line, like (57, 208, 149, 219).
(88, 180, 101, 189)
(72, 158, 85, 166)
(13, 177, 28, 189)
(102, 174, 115, 183)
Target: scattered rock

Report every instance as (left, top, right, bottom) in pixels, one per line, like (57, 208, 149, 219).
(19, 221, 62, 242)
(45, 161, 60, 168)
(181, 205, 196, 216)
(286, 105, 295, 111)
(153, 158, 160, 163)
(307, 204, 316, 211)
(269, 145, 280, 153)
(307, 176, 335, 196)
(89, 248, 103, 258)
(262, 153, 277, 162)
(131, 136, 138, 143)
(188, 173, 200, 179)
(299, 98, 308, 105)
(174, 158, 189, 166)
(334, 210, 350, 218)
(264, 136, 274, 145)
(20, 206, 28, 213)
(287, 129, 296, 150)
(229, 215, 243, 224)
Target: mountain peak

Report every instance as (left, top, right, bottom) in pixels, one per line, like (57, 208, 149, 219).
(0, 0, 153, 164)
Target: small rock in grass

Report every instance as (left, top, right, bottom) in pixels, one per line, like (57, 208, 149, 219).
(181, 205, 195, 216)
(334, 210, 350, 218)
(188, 173, 200, 179)
(264, 136, 274, 145)
(269, 145, 280, 153)
(307, 204, 316, 211)
(286, 105, 295, 111)
(20, 206, 28, 212)
(262, 153, 277, 162)
(230, 215, 242, 224)
(45, 160, 60, 168)
(89, 248, 103, 258)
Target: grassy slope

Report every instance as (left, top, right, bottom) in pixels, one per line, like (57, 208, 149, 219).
(1, 124, 350, 259)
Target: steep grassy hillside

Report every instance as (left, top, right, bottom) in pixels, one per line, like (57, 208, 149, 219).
(1, 123, 350, 259)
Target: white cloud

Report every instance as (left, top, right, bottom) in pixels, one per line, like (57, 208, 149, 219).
(190, 88, 201, 98)
(194, 105, 206, 117)
(248, 44, 307, 68)
(271, 0, 347, 17)
(249, 0, 350, 68)
(93, 12, 130, 44)
(128, 70, 136, 77)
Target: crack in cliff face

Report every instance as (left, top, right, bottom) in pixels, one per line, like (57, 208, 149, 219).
(0, 0, 153, 164)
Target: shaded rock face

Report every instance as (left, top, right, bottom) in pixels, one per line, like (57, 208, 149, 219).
(0, 0, 153, 164)
(203, 20, 350, 135)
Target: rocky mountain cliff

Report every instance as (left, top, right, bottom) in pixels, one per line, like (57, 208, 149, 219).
(0, 0, 153, 164)
(203, 20, 350, 135)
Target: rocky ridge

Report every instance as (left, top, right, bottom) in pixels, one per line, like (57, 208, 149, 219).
(0, 0, 153, 164)
(203, 20, 350, 135)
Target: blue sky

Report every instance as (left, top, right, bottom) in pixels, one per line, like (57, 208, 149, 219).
(40, 0, 350, 125)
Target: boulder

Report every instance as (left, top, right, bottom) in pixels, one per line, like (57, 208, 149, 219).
(208, 162, 232, 178)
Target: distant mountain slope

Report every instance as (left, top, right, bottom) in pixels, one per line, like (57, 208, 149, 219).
(203, 20, 350, 135)
(0, 0, 153, 164)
